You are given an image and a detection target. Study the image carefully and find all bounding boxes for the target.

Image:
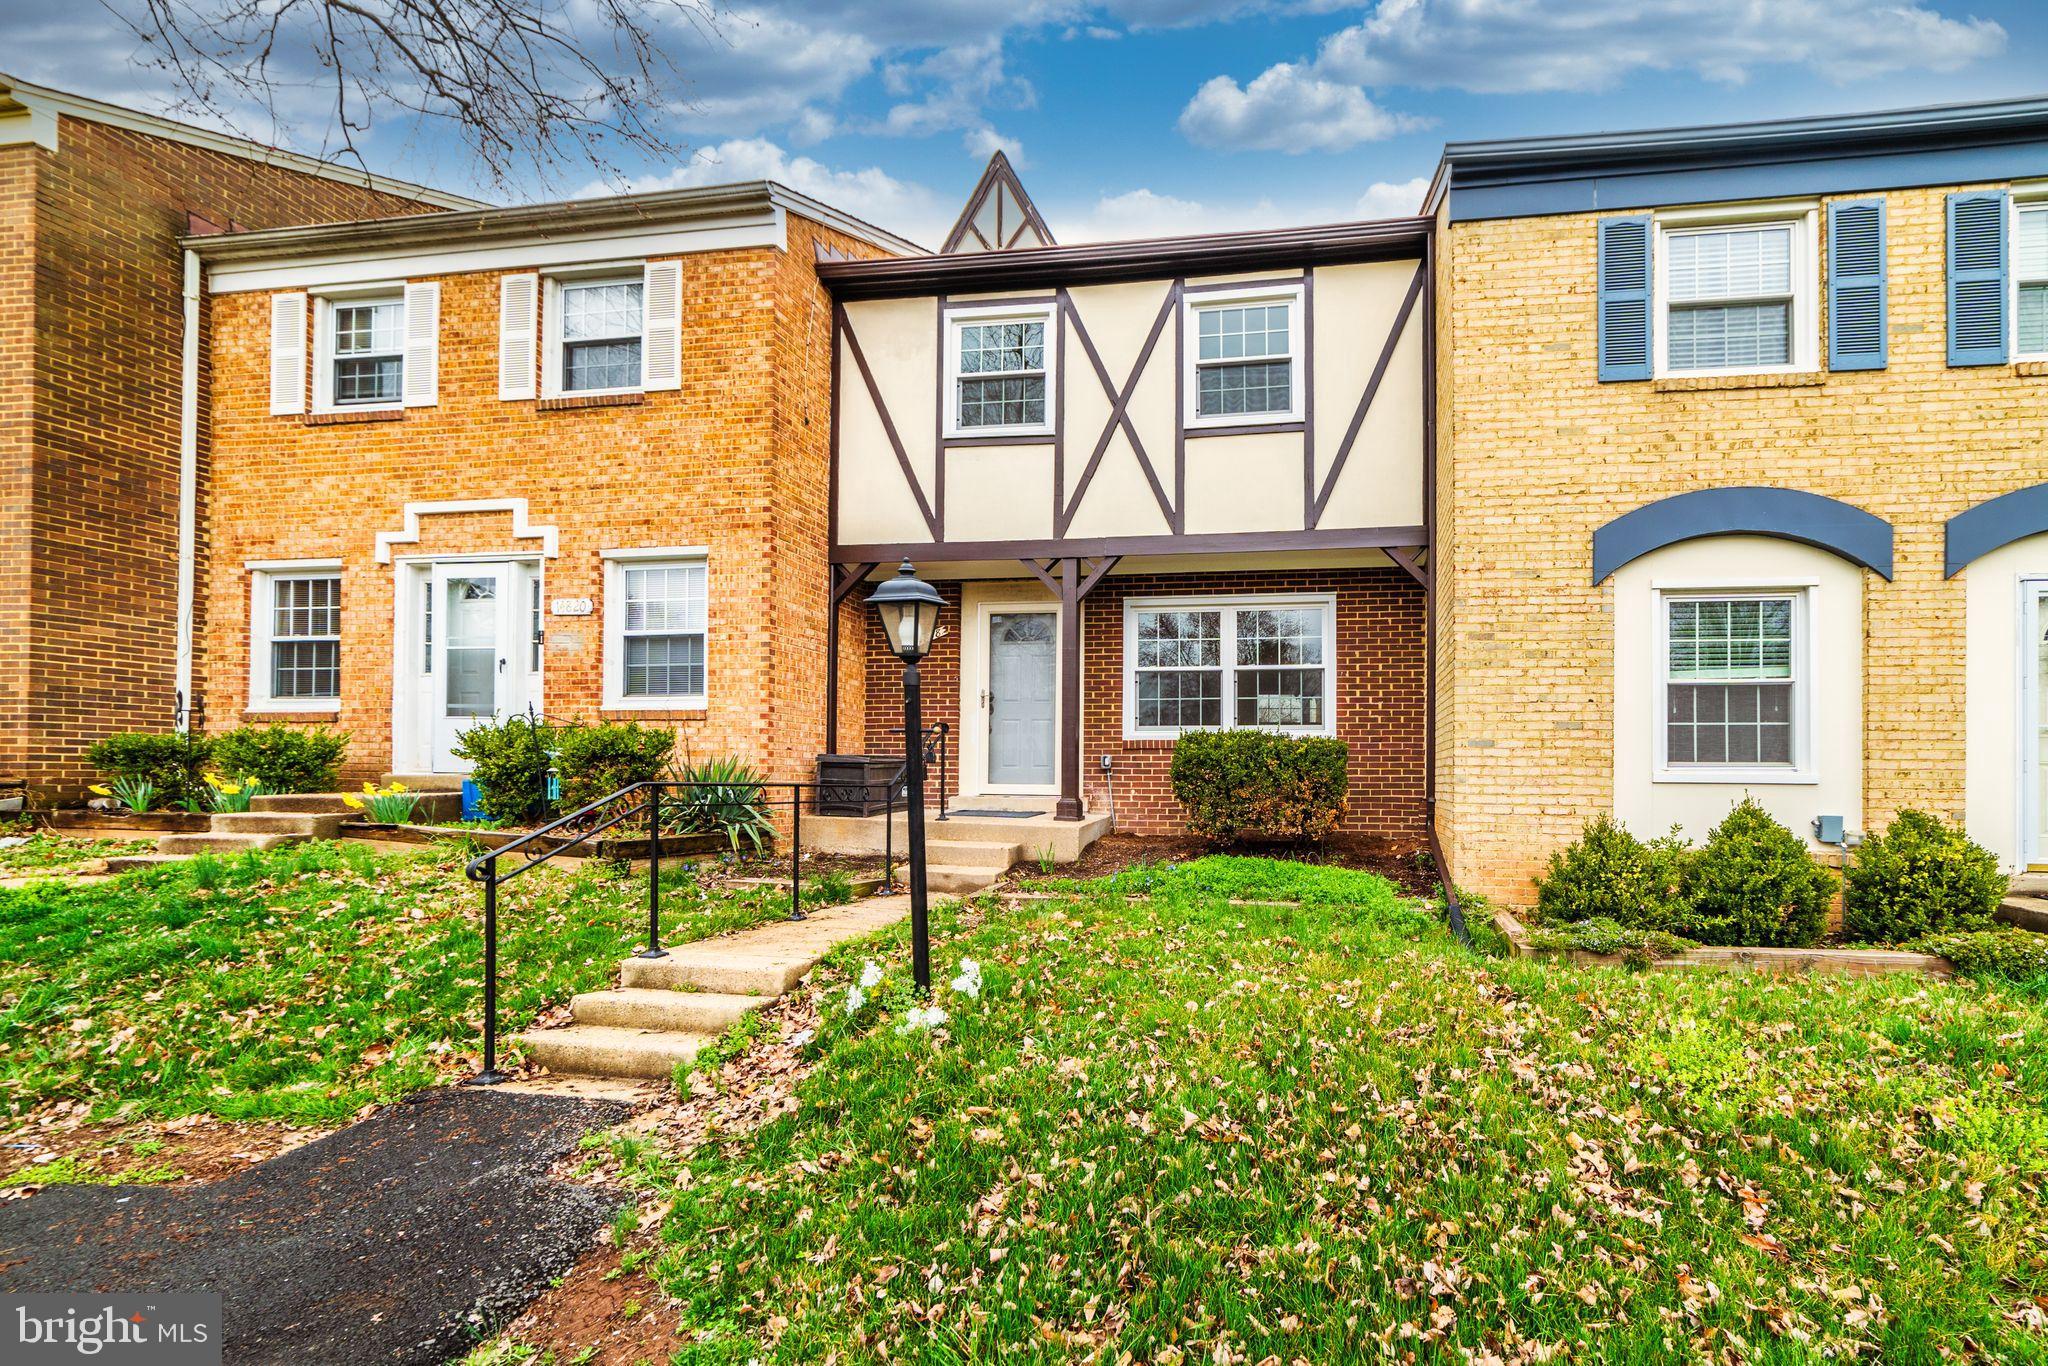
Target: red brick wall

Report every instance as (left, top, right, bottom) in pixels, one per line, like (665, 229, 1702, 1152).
(1, 113, 444, 799)
(857, 565, 1426, 839)
(860, 578, 965, 794)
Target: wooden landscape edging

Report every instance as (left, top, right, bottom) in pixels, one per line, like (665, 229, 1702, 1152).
(47, 810, 211, 834)
(1492, 908, 1953, 980)
(339, 822, 728, 861)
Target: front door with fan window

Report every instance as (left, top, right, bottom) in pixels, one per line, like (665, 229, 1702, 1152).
(986, 609, 1057, 790)
(424, 561, 533, 773)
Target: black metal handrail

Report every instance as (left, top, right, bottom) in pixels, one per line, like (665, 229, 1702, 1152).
(882, 722, 950, 820)
(462, 777, 843, 1084)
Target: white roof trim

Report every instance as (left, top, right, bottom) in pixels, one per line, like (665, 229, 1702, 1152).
(374, 498, 559, 564)
(0, 71, 481, 210)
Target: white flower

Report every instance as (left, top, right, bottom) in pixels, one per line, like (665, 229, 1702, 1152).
(896, 1004, 951, 1035)
(788, 1028, 815, 1047)
(858, 959, 884, 990)
(844, 985, 865, 1015)
(949, 957, 982, 999)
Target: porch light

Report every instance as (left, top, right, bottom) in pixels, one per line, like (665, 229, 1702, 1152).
(868, 560, 944, 664)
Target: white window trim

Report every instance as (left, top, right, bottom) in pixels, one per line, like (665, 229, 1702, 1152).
(601, 548, 709, 710)
(248, 560, 344, 713)
(944, 302, 1058, 439)
(2012, 191, 2048, 362)
(1651, 207, 1819, 379)
(310, 284, 405, 414)
(1122, 592, 1337, 740)
(1650, 583, 1815, 785)
(1181, 283, 1306, 429)
(542, 267, 646, 400)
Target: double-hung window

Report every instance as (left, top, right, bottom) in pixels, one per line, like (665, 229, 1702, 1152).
(315, 294, 403, 409)
(1188, 290, 1300, 424)
(1661, 594, 1800, 773)
(1126, 596, 1334, 737)
(558, 278, 643, 393)
(603, 552, 707, 708)
(2019, 200, 2048, 359)
(251, 567, 342, 709)
(1655, 212, 1817, 376)
(946, 307, 1053, 435)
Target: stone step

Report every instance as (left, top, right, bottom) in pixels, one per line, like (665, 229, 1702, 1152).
(569, 987, 771, 1033)
(156, 832, 305, 855)
(211, 811, 346, 838)
(926, 865, 1003, 894)
(381, 773, 468, 792)
(2009, 873, 2048, 898)
(617, 895, 918, 998)
(1998, 895, 2048, 934)
(514, 1025, 712, 1080)
(620, 952, 808, 998)
(923, 839, 1022, 870)
(251, 791, 463, 821)
(103, 854, 194, 873)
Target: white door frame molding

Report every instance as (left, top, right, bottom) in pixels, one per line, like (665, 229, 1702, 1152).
(390, 555, 543, 773)
(968, 596, 1063, 797)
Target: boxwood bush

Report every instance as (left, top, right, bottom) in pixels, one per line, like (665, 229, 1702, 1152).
(1679, 798, 1835, 947)
(450, 715, 558, 824)
(1533, 814, 1690, 932)
(553, 721, 675, 811)
(1844, 809, 2004, 943)
(1169, 730, 1347, 844)
(210, 724, 349, 794)
(1905, 927, 2048, 983)
(86, 731, 214, 809)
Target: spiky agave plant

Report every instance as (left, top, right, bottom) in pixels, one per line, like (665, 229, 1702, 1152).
(671, 756, 774, 854)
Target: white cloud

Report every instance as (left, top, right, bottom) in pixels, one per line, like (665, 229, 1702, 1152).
(1354, 176, 1430, 219)
(598, 138, 952, 245)
(1178, 63, 1426, 153)
(663, 9, 878, 133)
(1063, 186, 1319, 243)
(964, 126, 1026, 164)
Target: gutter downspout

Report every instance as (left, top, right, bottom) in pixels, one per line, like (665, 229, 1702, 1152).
(1419, 228, 1472, 949)
(174, 248, 199, 731)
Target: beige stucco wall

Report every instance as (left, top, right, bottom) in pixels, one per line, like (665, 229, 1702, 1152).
(1439, 180, 2048, 903)
(1964, 531, 2048, 869)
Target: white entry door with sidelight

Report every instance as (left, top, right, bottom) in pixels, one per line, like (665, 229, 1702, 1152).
(422, 560, 539, 773)
(984, 608, 1057, 791)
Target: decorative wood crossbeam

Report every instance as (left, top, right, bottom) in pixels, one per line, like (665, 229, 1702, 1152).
(835, 304, 939, 539)
(1059, 286, 1178, 535)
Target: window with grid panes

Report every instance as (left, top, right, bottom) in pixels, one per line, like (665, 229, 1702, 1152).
(2020, 203, 2048, 358)
(561, 279, 643, 392)
(955, 319, 1046, 429)
(1662, 223, 1797, 371)
(621, 562, 706, 699)
(1194, 301, 1292, 418)
(1664, 596, 1796, 768)
(270, 575, 341, 700)
(330, 298, 403, 405)
(1131, 600, 1330, 734)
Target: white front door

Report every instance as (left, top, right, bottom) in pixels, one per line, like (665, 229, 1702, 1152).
(428, 561, 527, 773)
(986, 609, 1057, 790)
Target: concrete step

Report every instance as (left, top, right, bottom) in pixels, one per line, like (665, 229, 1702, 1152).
(569, 987, 771, 1033)
(1998, 895, 2048, 934)
(103, 854, 195, 873)
(251, 791, 463, 821)
(620, 952, 808, 998)
(618, 895, 917, 997)
(514, 1024, 712, 1080)
(381, 773, 467, 792)
(802, 811, 1109, 862)
(156, 832, 304, 855)
(211, 811, 346, 838)
(2009, 873, 2048, 898)
(926, 865, 1003, 894)
(923, 839, 1022, 870)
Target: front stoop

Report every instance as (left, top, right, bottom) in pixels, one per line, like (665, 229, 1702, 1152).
(802, 810, 1111, 893)
(2001, 874, 2048, 933)
(154, 809, 346, 856)
(515, 894, 917, 1081)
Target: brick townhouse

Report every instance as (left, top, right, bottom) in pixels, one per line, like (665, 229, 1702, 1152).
(181, 184, 916, 786)
(1430, 95, 2048, 900)
(0, 73, 474, 799)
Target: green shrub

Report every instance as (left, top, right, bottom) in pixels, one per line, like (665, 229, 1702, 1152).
(86, 731, 213, 808)
(1533, 814, 1690, 931)
(1168, 729, 1347, 845)
(554, 721, 675, 811)
(1524, 917, 1699, 969)
(450, 715, 558, 824)
(1905, 927, 2048, 982)
(1679, 799, 1834, 947)
(1844, 809, 2004, 943)
(210, 725, 349, 794)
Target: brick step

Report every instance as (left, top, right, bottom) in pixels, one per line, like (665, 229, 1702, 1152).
(251, 791, 463, 821)
(513, 1025, 712, 1080)
(568, 987, 771, 1033)
(211, 811, 346, 838)
(923, 839, 1022, 870)
(1998, 895, 2048, 934)
(156, 833, 305, 855)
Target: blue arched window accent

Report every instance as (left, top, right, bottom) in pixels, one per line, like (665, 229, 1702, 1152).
(1945, 483, 2048, 578)
(1591, 487, 1894, 584)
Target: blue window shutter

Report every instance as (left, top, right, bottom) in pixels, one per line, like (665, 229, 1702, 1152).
(1597, 215, 1653, 382)
(1948, 189, 2009, 366)
(1827, 199, 1886, 371)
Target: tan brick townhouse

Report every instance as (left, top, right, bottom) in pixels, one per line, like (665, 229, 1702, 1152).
(0, 73, 473, 799)
(1429, 96, 2048, 900)
(181, 184, 917, 785)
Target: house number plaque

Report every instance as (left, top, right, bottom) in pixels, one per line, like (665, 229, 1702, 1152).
(550, 598, 594, 617)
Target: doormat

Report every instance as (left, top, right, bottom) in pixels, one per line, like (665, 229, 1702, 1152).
(946, 808, 1043, 819)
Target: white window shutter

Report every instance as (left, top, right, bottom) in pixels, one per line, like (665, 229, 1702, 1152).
(269, 291, 307, 415)
(498, 272, 538, 400)
(402, 281, 440, 407)
(642, 260, 682, 391)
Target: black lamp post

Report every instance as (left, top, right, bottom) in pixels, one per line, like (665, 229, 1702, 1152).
(867, 559, 944, 994)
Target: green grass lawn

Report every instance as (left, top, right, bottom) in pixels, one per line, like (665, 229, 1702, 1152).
(0, 841, 816, 1125)
(618, 858, 2048, 1363)
(0, 826, 156, 875)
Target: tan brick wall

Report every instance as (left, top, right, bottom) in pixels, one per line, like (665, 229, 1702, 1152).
(195, 214, 884, 788)
(1, 113, 440, 799)
(1439, 183, 2048, 903)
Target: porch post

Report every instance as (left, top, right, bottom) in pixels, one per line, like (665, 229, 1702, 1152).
(824, 565, 840, 756)
(1056, 557, 1084, 820)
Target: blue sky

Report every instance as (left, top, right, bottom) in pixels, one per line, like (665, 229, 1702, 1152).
(5, 0, 2044, 245)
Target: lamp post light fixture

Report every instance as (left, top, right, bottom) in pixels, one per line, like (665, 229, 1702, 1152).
(868, 559, 944, 994)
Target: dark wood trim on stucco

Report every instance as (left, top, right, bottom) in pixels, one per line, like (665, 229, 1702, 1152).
(833, 525, 1428, 563)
